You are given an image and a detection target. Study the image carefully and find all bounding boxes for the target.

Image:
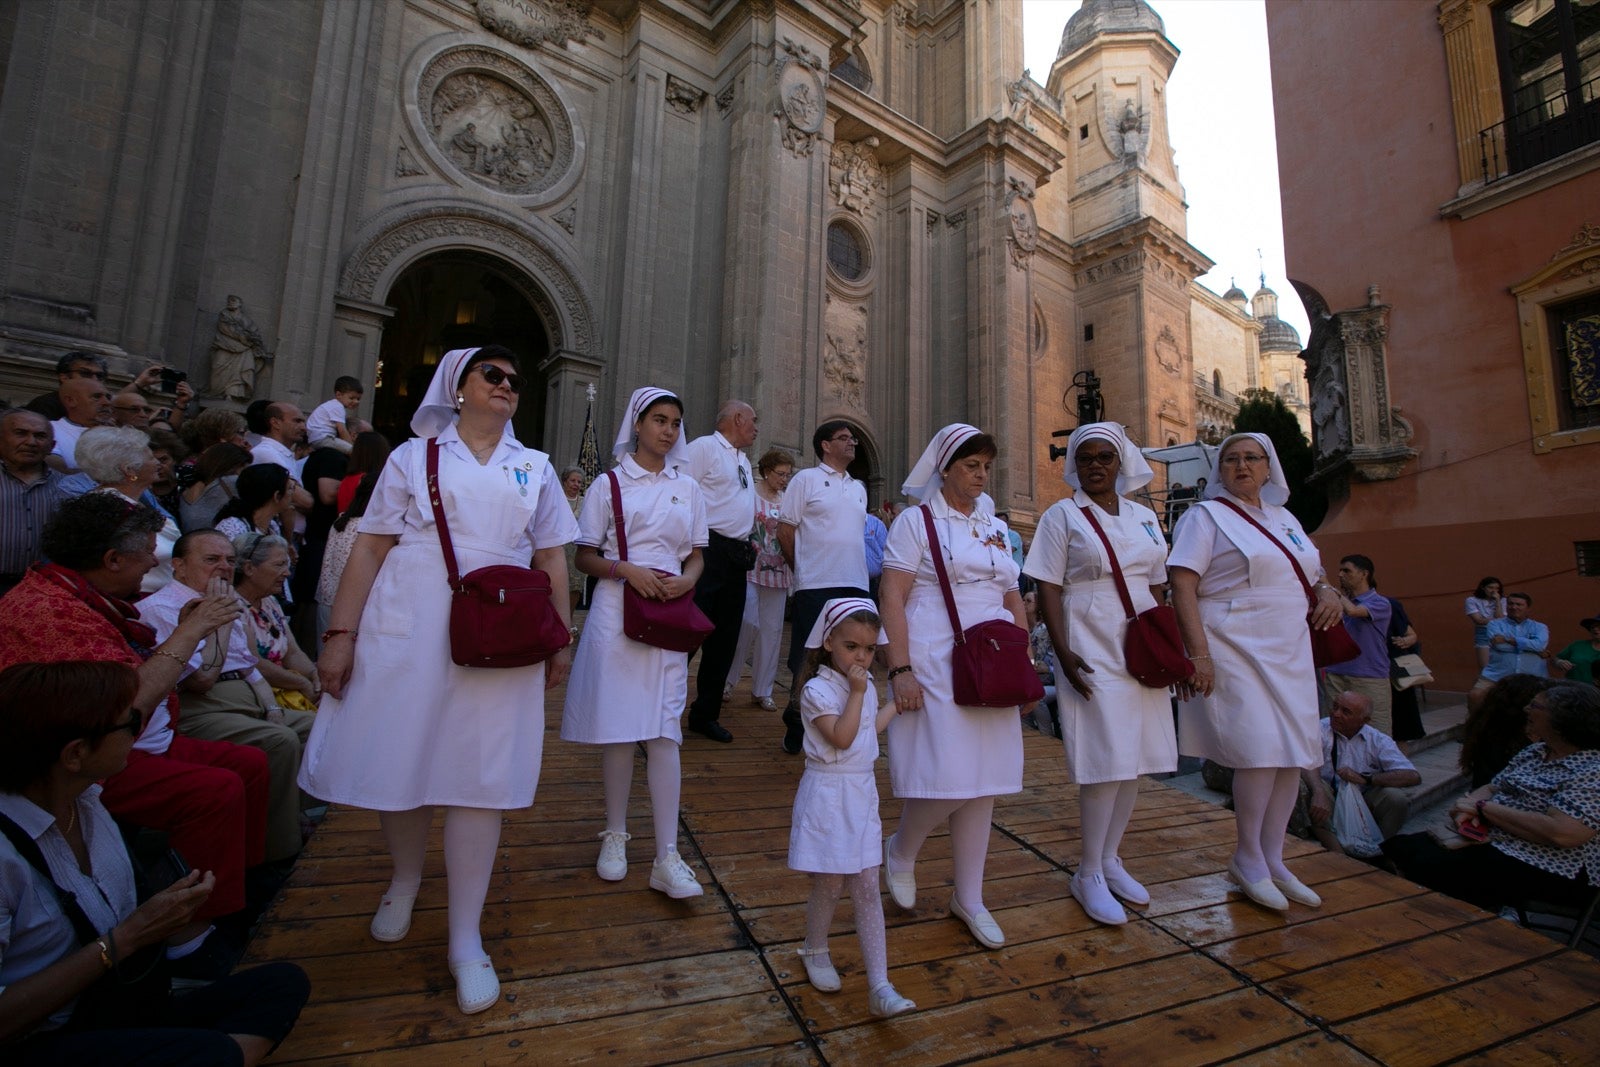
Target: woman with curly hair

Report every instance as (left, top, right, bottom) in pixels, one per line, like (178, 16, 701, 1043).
(1459, 673, 1555, 788)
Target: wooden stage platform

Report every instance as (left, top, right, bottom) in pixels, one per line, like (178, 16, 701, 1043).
(249, 699, 1600, 1065)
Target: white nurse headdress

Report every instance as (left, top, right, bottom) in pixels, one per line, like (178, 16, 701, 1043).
(613, 386, 690, 465)
(1206, 432, 1290, 506)
(900, 423, 982, 504)
(1062, 421, 1154, 494)
(803, 597, 888, 648)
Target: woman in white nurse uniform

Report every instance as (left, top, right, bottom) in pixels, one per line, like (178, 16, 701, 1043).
(1024, 422, 1177, 926)
(880, 424, 1026, 950)
(1170, 432, 1343, 912)
(300, 345, 578, 1015)
(561, 387, 708, 901)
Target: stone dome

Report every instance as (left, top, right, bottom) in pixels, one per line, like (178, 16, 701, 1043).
(1222, 283, 1248, 303)
(1058, 0, 1167, 60)
(1258, 315, 1303, 352)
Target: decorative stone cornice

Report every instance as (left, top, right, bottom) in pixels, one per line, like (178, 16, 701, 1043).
(472, 0, 602, 51)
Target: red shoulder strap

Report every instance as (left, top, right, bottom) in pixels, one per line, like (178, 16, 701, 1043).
(425, 438, 461, 588)
(1213, 498, 1314, 598)
(1077, 504, 1138, 621)
(606, 470, 629, 562)
(920, 504, 966, 643)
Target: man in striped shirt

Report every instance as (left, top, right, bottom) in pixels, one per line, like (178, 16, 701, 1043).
(0, 409, 65, 593)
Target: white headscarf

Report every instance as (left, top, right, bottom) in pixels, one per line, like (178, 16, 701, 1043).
(411, 347, 485, 438)
(1206, 432, 1290, 506)
(1062, 421, 1153, 494)
(614, 386, 690, 466)
(900, 423, 982, 503)
(803, 597, 888, 648)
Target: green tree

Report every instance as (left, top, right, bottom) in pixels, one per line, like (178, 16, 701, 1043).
(1232, 389, 1327, 531)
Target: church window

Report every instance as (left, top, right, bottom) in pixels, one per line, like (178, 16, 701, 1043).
(1490, 0, 1600, 176)
(1079, 124, 1089, 140)
(1548, 291, 1600, 432)
(1083, 323, 1095, 342)
(827, 221, 866, 281)
(1212, 369, 1223, 396)
(1577, 539, 1600, 576)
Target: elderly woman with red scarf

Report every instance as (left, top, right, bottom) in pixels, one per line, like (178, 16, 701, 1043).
(0, 494, 268, 960)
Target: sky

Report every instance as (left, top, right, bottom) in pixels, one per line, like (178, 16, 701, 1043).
(1021, 0, 1311, 340)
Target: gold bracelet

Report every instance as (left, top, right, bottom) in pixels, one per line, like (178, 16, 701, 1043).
(95, 937, 113, 971)
(152, 649, 187, 666)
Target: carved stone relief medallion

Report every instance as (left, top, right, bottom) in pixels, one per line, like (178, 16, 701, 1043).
(472, 0, 602, 51)
(775, 37, 826, 157)
(1154, 324, 1182, 374)
(417, 47, 575, 197)
(1005, 177, 1038, 269)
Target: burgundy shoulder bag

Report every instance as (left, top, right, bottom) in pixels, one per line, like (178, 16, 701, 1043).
(607, 470, 714, 653)
(427, 438, 570, 669)
(921, 505, 1044, 708)
(1212, 498, 1360, 669)
(1076, 504, 1193, 688)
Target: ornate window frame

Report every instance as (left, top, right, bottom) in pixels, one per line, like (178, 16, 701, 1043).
(1438, 0, 1600, 217)
(1513, 223, 1600, 453)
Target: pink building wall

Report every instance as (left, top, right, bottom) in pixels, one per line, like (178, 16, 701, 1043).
(1267, 0, 1600, 689)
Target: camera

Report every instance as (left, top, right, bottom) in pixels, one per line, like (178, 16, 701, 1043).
(159, 366, 188, 392)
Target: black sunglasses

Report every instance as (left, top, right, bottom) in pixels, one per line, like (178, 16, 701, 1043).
(474, 365, 525, 394)
(94, 708, 143, 741)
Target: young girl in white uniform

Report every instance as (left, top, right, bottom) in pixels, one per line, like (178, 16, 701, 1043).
(788, 597, 915, 1018)
(561, 387, 708, 899)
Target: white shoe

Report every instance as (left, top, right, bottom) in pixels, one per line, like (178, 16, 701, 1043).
(1228, 859, 1289, 911)
(369, 891, 417, 943)
(1071, 871, 1128, 926)
(596, 830, 630, 882)
(950, 893, 1005, 949)
(450, 955, 500, 1015)
(1102, 858, 1150, 906)
(870, 982, 916, 1017)
(883, 837, 916, 910)
(796, 945, 841, 993)
(649, 849, 704, 899)
(1272, 874, 1322, 907)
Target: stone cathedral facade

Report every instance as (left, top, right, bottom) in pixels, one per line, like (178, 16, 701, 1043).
(0, 0, 1218, 530)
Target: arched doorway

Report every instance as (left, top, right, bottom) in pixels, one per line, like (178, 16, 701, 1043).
(372, 250, 553, 446)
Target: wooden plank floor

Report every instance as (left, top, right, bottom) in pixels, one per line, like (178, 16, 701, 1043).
(248, 689, 1600, 1065)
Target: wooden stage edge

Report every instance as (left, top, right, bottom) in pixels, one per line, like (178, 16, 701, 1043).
(247, 698, 1600, 1066)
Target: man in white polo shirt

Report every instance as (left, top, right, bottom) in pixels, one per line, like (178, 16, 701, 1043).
(777, 419, 868, 754)
(683, 400, 758, 743)
(250, 400, 313, 511)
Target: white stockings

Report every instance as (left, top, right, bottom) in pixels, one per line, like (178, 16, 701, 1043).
(378, 805, 504, 965)
(602, 739, 683, 860)
(1076, 779, 1141, 874)
(1230, 767, 1301, 883)
(804, 869, 890, 990)
(889, 796, 997, 915)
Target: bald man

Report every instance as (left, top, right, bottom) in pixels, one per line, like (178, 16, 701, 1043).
(683, 400, 758, 743)
(0, 409, 66, 592)
(1303, 690, 1419, 853)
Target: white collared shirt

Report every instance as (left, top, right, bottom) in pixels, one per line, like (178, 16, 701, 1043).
(778, 461, 867, 590)
(577, 453, 708, 573)
(684, 431, 755, 538)
(250, 435, 296, 474)
(1319, 720, 1416, 785)
(135, 580, 264, 754)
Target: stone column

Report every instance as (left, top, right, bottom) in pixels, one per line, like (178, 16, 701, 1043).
(538, 348, 605, 467)
(330, 297, 393, 420)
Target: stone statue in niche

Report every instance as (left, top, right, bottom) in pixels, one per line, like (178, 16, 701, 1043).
(206, 295, 272, 402)
(1310, 354, 1350, 460)
(1102, 94, 1149, 164)
(824, 299, 868, 408)
(430, 72, 556, 192)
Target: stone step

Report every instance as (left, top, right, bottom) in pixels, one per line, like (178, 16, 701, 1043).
(1405, 701, 1467, 756)
(1398, 739, 1469, 815)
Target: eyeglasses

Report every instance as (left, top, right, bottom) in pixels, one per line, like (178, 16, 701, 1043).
(474, 365, 525, 393)
(737, 466, 749, 489)
(829, 433, 858, 445)
(94, 708, 143, 741)
(1075, 451, 1119, 467)
(1220, 453, 1268, 467)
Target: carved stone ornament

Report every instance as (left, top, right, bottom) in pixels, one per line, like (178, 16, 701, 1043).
(418, 47, 575, 197)
(823, 295, 868, 408)
(1300, 297, 1416, 483)
(1006, 72, 1048, 134)
(396, 144, 426, 177)
(829, 137, 887, 217)
(206, 295, 273, 402)
(665, 74, 705, 115)
(1005, 177, 1038, 269)
(1153, 324, 1182, 374)
(1101, 94, 1149, 165)
(551, 204, 576, 233)
(472, 0, 602, 51)
(775, 37, 826, 158)
(715, 83, 735, 113)
(1553, 222, 1600, 280)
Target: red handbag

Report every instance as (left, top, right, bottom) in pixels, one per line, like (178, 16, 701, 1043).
(1213, 498, 1361, 668)
(921, 505, 1044, 708)
(426, 439, 570, 669)
(1077, 505, 1193, 688)
(607, 471, 715, 653)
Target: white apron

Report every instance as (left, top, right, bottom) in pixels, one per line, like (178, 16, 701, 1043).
(298, 437, 567, 811)
(885, 502, 1024, 800)
(788, 667, 883, 874)
(1047, 499, 1177, 784)
(1174, 499, 1321, 770)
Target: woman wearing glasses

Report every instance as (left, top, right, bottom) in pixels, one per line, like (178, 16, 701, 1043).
(1023, 422, 1176, 926)
(299, 346, 579, 1015)
(1169, 432, 1342, 912)
(880, 424, 1026, 949)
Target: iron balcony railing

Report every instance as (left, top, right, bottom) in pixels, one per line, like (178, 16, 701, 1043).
(1481, 71, 1600, 183)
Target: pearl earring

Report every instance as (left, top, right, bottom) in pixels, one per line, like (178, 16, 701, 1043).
(456, 394, 465, 406)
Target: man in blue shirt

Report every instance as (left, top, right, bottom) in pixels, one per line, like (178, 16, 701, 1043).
(1321, 554, 1396, 736)
(864, 510, 887, 603)
(1476, 591, 1549, 687)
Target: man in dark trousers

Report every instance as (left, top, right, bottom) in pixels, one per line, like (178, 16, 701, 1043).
(683, 400, 758, 742)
